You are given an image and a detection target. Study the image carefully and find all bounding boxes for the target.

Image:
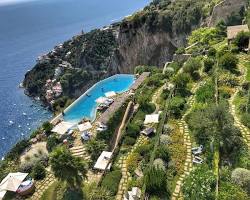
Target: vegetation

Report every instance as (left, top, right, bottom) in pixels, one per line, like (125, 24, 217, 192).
(101, 170, 122, 196)
(32, 162, 46, 180)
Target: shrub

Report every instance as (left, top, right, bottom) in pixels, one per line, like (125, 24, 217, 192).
(218, 182, 249, 200)
(219, 52, 238, 72)
(32, 162, 46, 180)
(168, 96, 185, 118)
(126, 123, 140, 138)
(86, 140, 107, 161)
(173, 73, 191, 97)
(208, 47, 216, 57)
(241, 113, 250, 129)
(101, 170, 122, 196)
(160, 135, 172, 145)
(195, 82, 215, 103)
(127, 153, 141, 173)
(144, 166, 169, 196)
(155, 145, 170, 162)
(183, 57, 202, 80)
(183, 166, 216, 200)
(175, 47, 185, 54)
(46, 135, 60, 152)
(6, 140, 30, 160)
(123, 136, 136, 146)
(153, 158, 166, 171)
(42, 121, 53, 135)
(231, 168, 250, 194)
(203, 57, 214, 73)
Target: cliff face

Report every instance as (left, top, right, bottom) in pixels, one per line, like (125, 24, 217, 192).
(209, 0, 247, 27)
(112, 26, 182, 73)
(23, 0, 211, 109)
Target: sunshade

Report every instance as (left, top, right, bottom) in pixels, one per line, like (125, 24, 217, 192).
(144, 114, 159, 124)
(105, 91, 116, 98)
(78, 122, 92, 132)
(51, 121, 74, 135)
(0, 172, 28, 192)
(95, 96, 108, 104)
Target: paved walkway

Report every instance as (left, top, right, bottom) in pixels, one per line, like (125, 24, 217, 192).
(172, 81, 205, 200)
(115, 135, 148, 200)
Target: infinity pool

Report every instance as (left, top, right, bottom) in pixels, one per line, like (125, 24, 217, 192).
(63, 74, 135, 123)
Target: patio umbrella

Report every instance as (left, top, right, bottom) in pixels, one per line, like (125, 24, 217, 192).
(0, 172, 28, 192)
(95, 96, 108, 104)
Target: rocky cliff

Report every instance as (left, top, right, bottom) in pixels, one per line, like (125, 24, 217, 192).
(22, 0, 220, 110)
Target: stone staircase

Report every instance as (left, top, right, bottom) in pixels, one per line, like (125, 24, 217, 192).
(115, 135, 148, 200)
(171, 81, 206, 200)
(70, 145, 90, 160)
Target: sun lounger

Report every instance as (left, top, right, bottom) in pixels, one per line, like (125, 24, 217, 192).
(192, 156, 203, 164)
(192, 145, 203, 155)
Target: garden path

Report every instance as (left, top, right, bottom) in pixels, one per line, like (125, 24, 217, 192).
(171, 81, 206, 200)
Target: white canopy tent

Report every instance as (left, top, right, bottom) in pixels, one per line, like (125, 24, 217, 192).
(95, 96, 108, 104)
(51, 121, 75, 135)
(105, 91, 116, 98)
(0, 172, 28, 199)
(78, 122, 92, 132)
(93, 151, 112, 171)
(144, 114, 159, 124)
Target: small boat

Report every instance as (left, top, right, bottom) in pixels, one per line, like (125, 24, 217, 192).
(2, 137, 5, 140)
(28, 117, 32, 120)
(23, 112, 27, 116)
(18, 125, 22, 128)
(9, 120, 14, 125)
(86, 93, 91, 97)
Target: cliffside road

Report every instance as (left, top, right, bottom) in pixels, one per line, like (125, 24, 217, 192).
(172, 80, 206, 200)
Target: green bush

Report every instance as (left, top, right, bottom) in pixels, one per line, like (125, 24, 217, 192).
(86, 140, 107, 161)
(155, 145, 170, 162)
(183, 165, 216, 200)
(203, 57, 214, 73)
(144, 166, 169, 197)
(241, 113, 250, 129)
(6, 140, 30, 160)
(42, 121, 53, 135)
(101, 170, 122, 196)
(32, 162, 46, 180)
(231, 168, 250, 194)
(183, 57, 202, 80)
(219, 52, 238, 72)
(168, 96, 186, 118)
(195, 82, 215, 103)
(127, 153, 141, 173)
(46, 135, 60, 152)
(123, 136, 136, 146)
(126, 123, 140, 138)
(219, 182, 249, 200)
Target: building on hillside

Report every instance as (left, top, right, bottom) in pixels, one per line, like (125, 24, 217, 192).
(227, 24, 249, 44)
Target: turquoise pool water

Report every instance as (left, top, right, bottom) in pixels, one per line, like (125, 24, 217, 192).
(63, 74, 135, 123)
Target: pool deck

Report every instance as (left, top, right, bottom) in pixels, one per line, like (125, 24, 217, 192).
(97, 72, 150, 124)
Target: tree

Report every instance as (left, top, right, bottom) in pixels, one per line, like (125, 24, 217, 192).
(234, 31, 250, 50)
(85, 139, 107, 161)
(42, 121, 53, 135)
(50, 147, 87, 188)
(219, 52, 238, 72)
(144, 166, 169, 197)
(101, 170, 122, 196)
(183, 166, 216, 200)
(203, 57, 214, 73)
(168, 96, 185, 118)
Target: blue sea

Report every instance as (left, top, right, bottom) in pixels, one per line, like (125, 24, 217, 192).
(0, 0, 150, 158)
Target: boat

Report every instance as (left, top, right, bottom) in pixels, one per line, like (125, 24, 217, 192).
(16, 179, 35, 196)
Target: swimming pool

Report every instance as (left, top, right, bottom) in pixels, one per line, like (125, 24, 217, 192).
(63, 74, 135, 123)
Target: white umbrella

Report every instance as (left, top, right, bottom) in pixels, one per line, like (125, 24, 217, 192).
(0, 190, 7, 200)
(78, 122, 92, 132)
(95, 97, 108, 104)
(105, 91, 116, 98)
(0, 172, 28, 192)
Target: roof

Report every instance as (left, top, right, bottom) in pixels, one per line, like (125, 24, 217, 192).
(144, 114, 159, 124)
(52, 121, 75, 135)
(93, 151, 112, 171)
(78, 122, 92, 132)
(227, 24, 249, 40)
(141, 127, 155, 136)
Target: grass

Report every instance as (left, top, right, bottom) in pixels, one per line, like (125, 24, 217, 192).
(245, 61, 250, 82)
(40, 181, 59, 200)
